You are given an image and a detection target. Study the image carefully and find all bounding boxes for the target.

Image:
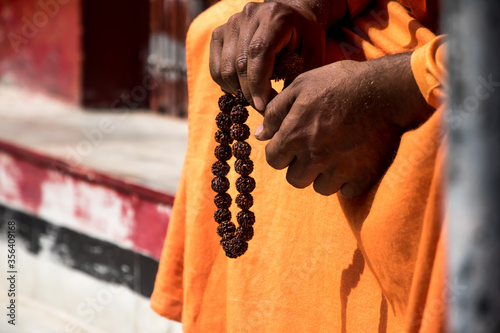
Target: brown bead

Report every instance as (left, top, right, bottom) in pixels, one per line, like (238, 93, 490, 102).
(234, 158, 254, 175)
(216, 112, 232, 130)
(236, 193, 253, 210)
(223, 237, 248, 258)
(235, 225, 254, 241)
(215, 90, 257, 259)
(214, 193, 232, 209)
(211, 176, 229, 193)
(220, 233, 235, 246)
(232, 141, 251, 159)
(214, 145, 232, 161)
(230, 105, 249, 124)
(235, 89, 249, 106)
(271, 51, 304, 82)
(236, 176, 256, 194)
(237, 210, 255, 226)
(212, 160, 230, 177)
(230, 123, 250, 141)
(225, 250, 238, 259)
(214, 208, 231, 223)
(218, 93, 236, 113)
(215, 129, 233, 145)
(217, 221, 236, 237)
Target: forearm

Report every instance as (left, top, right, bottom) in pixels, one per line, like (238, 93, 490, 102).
(265, 0, 347, 30)
(360, 52, 436, 131)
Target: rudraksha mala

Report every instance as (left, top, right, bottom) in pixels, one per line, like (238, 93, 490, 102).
(212, 90, 255, 258)
(212, 52, 303, 259)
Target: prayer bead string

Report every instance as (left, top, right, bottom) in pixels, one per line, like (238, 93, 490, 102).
(211, 52, 303, 258)
(212, 90, 255, 258)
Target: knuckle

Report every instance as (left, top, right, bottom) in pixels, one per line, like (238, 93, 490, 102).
(292, 73, 307, 86)
(313, 180, 338, 196)
(248, 38, 267, 58)
(265, 154, 279, 170)
(235, 55, 248, 74)
(220, 67, 236, 84)
(211, 26, 223, 41)
(286, 172, 309, 189)
(265, 145, 285, 170)
(242, 2, 257, 15)
(280, 128, 302, 146)
(266, 2, 282, 16)
(227, 13, 240, 26)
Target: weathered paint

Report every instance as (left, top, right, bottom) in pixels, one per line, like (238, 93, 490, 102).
(130, 199, 173, 260)
(0, 226, 183, 332)
(0, 137, 181, 331)
(0, 204, 158, 297)
(0, 139, 175, 259)
(0, 0, 81, 103)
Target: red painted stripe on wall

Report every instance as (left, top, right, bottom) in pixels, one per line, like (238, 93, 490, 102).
(0, 139, 174, 259)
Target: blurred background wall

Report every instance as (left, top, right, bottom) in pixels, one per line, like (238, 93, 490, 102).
(0, 0, 82, 102)
(0, 0, 219, 331)
(0, 0, 219, 115)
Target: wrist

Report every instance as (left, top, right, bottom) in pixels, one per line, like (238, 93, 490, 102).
(366, 53, 435, 131)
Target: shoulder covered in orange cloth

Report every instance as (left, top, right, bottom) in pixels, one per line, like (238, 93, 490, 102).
(151, 0, 448, 332)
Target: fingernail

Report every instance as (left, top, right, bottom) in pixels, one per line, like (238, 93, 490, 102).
(253, 96, 264, 111)
(254, 123, 263, 138)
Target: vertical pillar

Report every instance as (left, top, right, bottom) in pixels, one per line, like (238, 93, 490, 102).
(445, 0, 500, 331)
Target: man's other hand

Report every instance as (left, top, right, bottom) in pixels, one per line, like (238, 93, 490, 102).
(255, 54, 435, 198)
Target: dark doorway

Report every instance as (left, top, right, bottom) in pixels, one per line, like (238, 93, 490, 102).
(81, 0, 149, 109)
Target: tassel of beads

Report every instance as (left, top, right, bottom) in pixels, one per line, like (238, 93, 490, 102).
(212, 90, 256, 258)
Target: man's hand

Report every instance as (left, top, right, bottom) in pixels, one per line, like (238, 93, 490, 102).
(255, 53, 435, 198)
(209, 1, 343, 111)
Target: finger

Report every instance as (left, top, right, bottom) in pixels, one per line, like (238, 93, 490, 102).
(235, 22, 259, 107)
(263, 101, 303, 169)
(209, 26, 225, 89)
(285, 157, 321, 189)
(255, 84, 297, 141)
(253, 89, 278, 122)
(247, 23, 294, 111)
(313, 170, 344, 196)
(264, 132, 295, 170)
(219, 14, 242, 94)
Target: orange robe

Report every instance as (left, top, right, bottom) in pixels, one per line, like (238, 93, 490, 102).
(151, 0, 447, 332)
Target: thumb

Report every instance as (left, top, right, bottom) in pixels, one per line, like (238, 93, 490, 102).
(255, 87, 296, 141)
